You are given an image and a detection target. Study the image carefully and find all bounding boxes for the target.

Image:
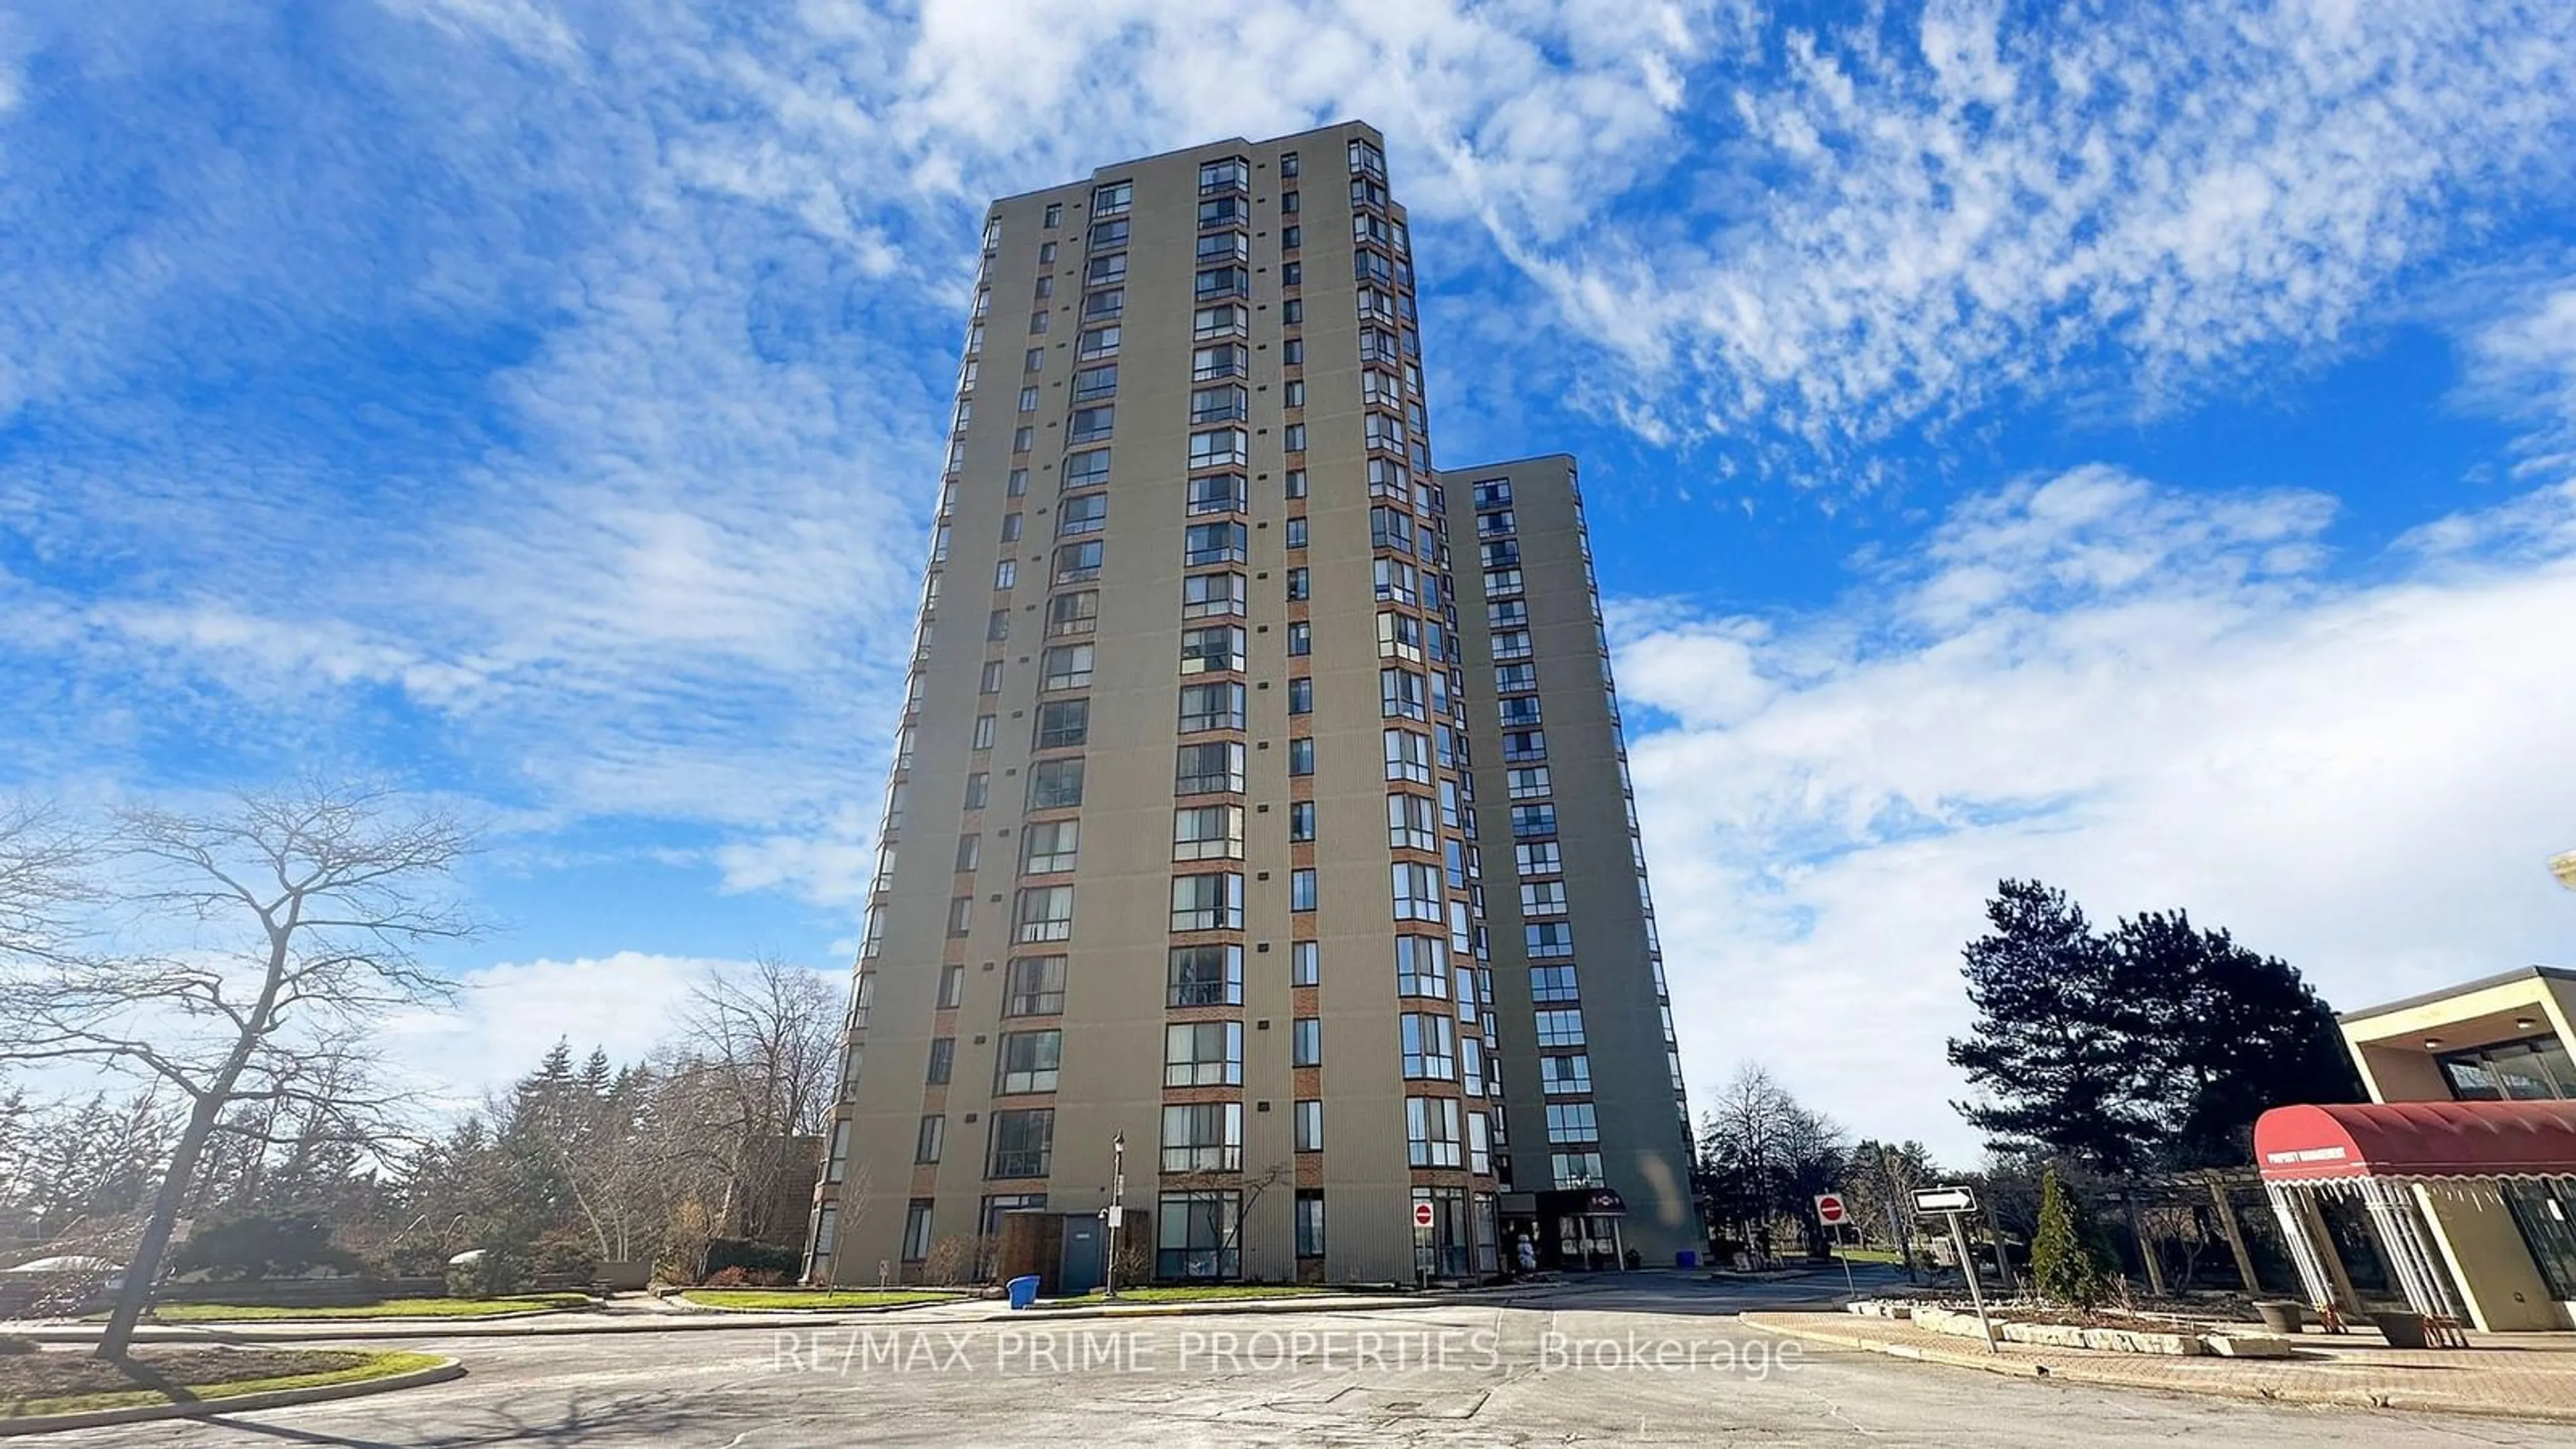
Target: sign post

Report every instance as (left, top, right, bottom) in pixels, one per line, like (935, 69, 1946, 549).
(1412, 1201, 1436, 1291)
(1913, 1185, 1994, 1352)
(1814, 1194, 1856, 1295)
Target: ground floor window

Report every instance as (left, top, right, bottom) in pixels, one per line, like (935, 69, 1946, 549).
(1158, 1190, 1242, 1280)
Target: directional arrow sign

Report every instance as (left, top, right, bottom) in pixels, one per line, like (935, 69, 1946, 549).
(1912, 1185, 1978, 1215)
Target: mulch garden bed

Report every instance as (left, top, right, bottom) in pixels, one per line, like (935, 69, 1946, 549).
(1, 1346, 372, 1413)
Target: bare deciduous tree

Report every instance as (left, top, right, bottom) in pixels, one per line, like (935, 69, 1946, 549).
(0, 780, 478, 1358)
(673, 952, 839, 1242)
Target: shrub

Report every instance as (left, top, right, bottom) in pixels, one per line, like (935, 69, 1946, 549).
(531, 1235, 600, 1280)
(2030, 1168, 2108, 1309)
(170, 1214, 367, 1281)
(0, 1334, 38, 1356)
(445, 1244, 531, 1299)
(701, 1238, 803, 1280)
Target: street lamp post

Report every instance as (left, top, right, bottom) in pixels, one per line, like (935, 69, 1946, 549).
(1103, 1133, 1126, 1301)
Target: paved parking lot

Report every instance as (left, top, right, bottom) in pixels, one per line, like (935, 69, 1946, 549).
(38, 1277, 2548, 1446)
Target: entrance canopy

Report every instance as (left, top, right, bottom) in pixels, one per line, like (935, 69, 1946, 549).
(2255, 1100, 2576, 1184)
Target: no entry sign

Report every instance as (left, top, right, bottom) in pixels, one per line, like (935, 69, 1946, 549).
(1813, 1193, 1847, 1226)
(1413, 1201, 1436, 1228)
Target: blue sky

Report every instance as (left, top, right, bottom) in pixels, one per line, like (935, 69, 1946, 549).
(5, 1, 2575, 1163)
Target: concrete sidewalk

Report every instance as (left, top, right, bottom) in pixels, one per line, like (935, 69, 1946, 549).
(1743, 1309, 2576, 1424)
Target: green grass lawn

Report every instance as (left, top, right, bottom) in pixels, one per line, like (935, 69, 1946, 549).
(121, 1293, 590, 1323)
(1, 1348, 443, 1418)
(679, 1289, 956, 1311)
(1835, 1248, 1907, 1264)
(1056, 1285, 1338, 1303)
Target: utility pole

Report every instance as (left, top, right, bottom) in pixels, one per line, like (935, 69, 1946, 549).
(1102, 1133, 1126, 1301)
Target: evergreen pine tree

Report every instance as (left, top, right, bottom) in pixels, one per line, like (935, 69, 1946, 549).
(2029, 1167, 2106, 1307)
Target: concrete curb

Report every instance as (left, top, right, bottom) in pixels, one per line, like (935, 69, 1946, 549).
(665, 1296, 974, 1318)
(0, 1354, 464, 1438)
(1737, 1316, 2576, 1426)
(11, 1305, 971, 1345)
(980, 1295, 1426, 1322)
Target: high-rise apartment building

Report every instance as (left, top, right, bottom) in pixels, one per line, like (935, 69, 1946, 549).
(804, 123, 1690, 1288)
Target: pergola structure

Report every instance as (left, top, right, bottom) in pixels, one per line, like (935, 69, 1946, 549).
(2256, 1099, 2576, 1330)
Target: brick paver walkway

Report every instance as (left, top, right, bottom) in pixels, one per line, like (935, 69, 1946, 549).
(1743, 1310, 2576, 1422)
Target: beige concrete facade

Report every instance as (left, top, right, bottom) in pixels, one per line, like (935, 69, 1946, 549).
(2336, 966, 2576, 1330)
(1446, 456, 1698, 1265)
(806, 124, 1530, 1288)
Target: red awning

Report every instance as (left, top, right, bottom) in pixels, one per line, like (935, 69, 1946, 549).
(2255, 1100, 2576, 1183)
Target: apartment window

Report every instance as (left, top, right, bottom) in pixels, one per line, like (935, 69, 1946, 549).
(1510, 804, 1557, 839)
(1535, 1009, 1586, 1049)
(1526, 922, 1575, 959)
(1291, 940, 1320, 986)
(1028, 310, 1050, 335)
(1176, 741, 1245, 795)
(1157, 1190, 1240, 1280)
(1192, 304, 1248, 339)
(1063, 448, 1112, 490)
(1387, 793, 1438, 851)
(1495, 662, 1538, 692)
(988, 1108, 1055, 1178)
(1040, 643, 1094, 691)
(1552, 1152, 1606, 1187)
(1183, 571, 1246, 619)
(1488, 598, 1527, 627)
(1288, 800, 1316, 843)
(1283, 517, 1307, 549)
(1391, 861, 1442, 921)
(1022, 819, 1079, 874)
(1282, 264, 1303, 290)
(994, 559, 1017, 590)
(1075, 363, 1118, 400)
(926, 1036, 955, 1084)
(1288, 678, 1313, 714)
(1005, 955, 1067, 1016)
(1469, 1110, 1492, 1175)
(1530, 964, 1580, 1002)
(955, 835, 982, 873)
(1377, 610, 1423, 661)
(1485, 566, 1523, 597)
(1285, 468, 1307, 498)
(1395, 935, 1448, 998)
(986, 609, 1010, 643)
(1384, 729, 1432, 784)
(1516, 841, 1562, 875)
(1293, 1100, 1323, 1152)
(1197, 195, 1245, 229)
(938, 963, 965, 1009)
(1502, 728, 1546, 763)
(1283, 423, 1306, 451)
(1035, 699, 1089, 751)
(1198, 156, 1248, 194)
(1373, 557, 1417, 604)
(1401, 1013, 1456, 1080)
(1280, 151, 1301, 178)
(1520, 879, 1568, 916)
(1164, 1022, 1244, 1088)
(1091, 180, 1132, 214)
(1085, 252, 1128, 286)
(1182, 521, 1248, 568)
(1187, 429, 1248, 470)
(1027, 757, 1085, 810)
(1189, 384, 1248, 424)
(1173, 804, 1245, 861)
(1160, 1102, 1242, 1175)
(1546, 1102, 1600, 1144)
(1195, 266, 1250, 301)
(1014, 426, 1034, 452)
(1179, 680, 1246, 733)
(1038, 239, 1059, 263)
(1014, 885, 1075, 943)
(1054, 541, 1104, 584)
(1047, 590, 1099, 637)
(1056, 494, 1108, 539)
(1406, 1096, 1462, 1167)
(1168, 943, 1244, 1007)
(963, 773, 989, 810)
(1009, 468, 1029, 496)
(1295, 1190, 1325, 1257)
(1193, 343, 1247, 380)
(1507, 765, 1552, 799)
(1290, 867, 1317, 912)
(1170, 871, 1244, 932)
(1291, 1016, 1321, 1067)
(1380, 668, 1426, 721)
(1286, 568, 1310, 602)
(972, 714, 997, 750)
(1044, 202, 1063, 227)
(1069, 405, 1114, 443)
(1283, 337, 1304, 364)
(1083, 290, 1126, 323)
(1540, 1054, 1592, 1095)
(903, 1201, 935, 1260)
(1185, 473, 1247, 518)
(916, 1115, 944, 1165)
(1078, 325, 1121, 359)
(1197, 230, 1248, 263)
(1180, 624, 1247, 675)
(991, 1029, 1063, 1096)
(947, 895, 974, 936)
(1282, 299, 1304, 325)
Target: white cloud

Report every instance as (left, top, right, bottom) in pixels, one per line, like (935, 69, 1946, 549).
(1621, 468, 2576, 1163)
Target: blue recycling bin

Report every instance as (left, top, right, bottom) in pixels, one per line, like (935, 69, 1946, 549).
(1007, 1275, 1041, 1311)
(1676, 1250, 1700, 1269)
